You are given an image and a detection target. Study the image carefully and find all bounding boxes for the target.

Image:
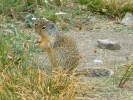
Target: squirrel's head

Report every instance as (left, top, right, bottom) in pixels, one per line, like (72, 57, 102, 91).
(35, 21, 58, 37)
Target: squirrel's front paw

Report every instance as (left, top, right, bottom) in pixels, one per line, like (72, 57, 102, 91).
(34, 40, 40, 47)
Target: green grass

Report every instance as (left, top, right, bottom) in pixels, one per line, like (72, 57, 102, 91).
(1, 0, 133, 21)
(114, 25, 133, 34)
(77, 0, 133, 18)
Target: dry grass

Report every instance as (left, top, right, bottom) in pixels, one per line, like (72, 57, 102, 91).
(0, 68, 81, 100)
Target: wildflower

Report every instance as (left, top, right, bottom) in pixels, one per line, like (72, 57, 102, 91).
(32, 17, 36, 20)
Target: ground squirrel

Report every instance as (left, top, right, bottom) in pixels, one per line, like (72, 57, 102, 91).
(35, 21, 81, 73)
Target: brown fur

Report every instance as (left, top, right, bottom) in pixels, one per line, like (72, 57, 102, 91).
(35, 21, 81, 73)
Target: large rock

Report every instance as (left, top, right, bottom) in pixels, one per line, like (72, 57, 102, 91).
(121, 13, 133, 26)
(97, 39, 121, 50)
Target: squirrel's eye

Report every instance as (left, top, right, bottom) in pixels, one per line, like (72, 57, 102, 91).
(42, 26, 46, 29)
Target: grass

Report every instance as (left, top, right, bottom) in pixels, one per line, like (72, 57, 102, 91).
(114, 25, 133, 34)
(77, 0, 133, 18)
(1, 0, 133, 21)
(0, 24, 82, 99)
(0, 68, 80, 99)
(119, 62, 133, 88)
(1, 0, 133, 99)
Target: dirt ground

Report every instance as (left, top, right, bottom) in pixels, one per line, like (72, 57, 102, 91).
(35, 16, 133, 100)
(63, 16, 133, 69)
(65, 16, 133, 100)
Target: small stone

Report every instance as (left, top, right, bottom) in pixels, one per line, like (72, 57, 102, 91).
(121, 13, 133, 26)
(93, 59, 103, 64)
(97, 39, 121, 50)
(91, 67, 114, 77)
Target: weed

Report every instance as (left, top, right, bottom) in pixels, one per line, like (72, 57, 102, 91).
(119, 63, 133, 88)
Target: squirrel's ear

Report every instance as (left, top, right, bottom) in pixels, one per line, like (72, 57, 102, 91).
(49, 23, 55, 29)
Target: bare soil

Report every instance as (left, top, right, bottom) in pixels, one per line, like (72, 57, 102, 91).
(70, 21, 133, 69)
(65, 16, 133, 100)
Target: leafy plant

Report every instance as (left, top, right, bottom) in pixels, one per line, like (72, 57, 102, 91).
(119, 63, 133, 88)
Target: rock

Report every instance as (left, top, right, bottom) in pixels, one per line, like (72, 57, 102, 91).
(97, 39, 121, 50)
(121, 13, 133, 26)
(24, 14, 34, 28)
(90, 67, 114, 77)
(75, 67, 114, 77)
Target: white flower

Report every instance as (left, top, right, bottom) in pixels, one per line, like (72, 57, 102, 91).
(42, 17, 47, 20)
(32, 17, 36, 20)
(44, 0, 48, 3)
